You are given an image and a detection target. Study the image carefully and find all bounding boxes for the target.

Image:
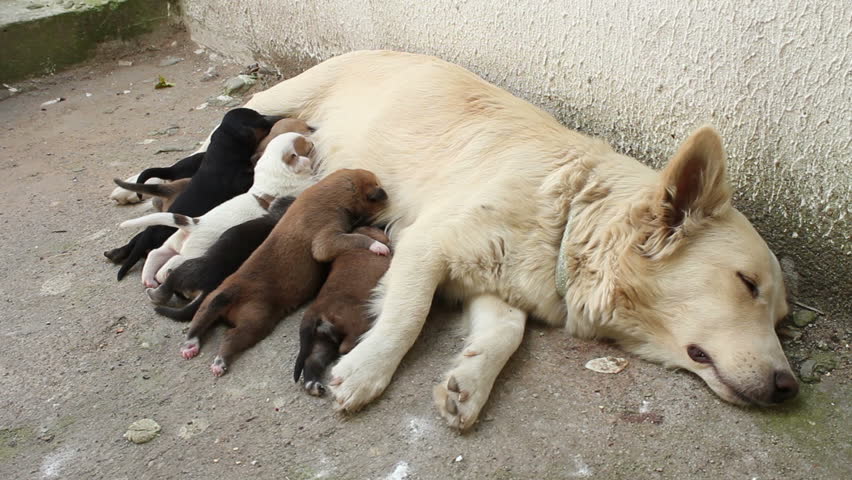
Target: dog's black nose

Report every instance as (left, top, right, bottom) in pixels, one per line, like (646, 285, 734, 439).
(770, 370, 799, 403)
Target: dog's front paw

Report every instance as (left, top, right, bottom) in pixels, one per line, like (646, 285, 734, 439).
(369, 241, 390, 256)
(433, 373, 487, 432)
(328, 347, 394, 412)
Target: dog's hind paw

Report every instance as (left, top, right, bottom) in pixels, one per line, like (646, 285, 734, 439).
(180, 338, 200, 359)
(210, 356, 227, 376)
(110, 184, 144, 205)
(368, 241, 390, 256)
(304, 381, 326, 397)
(433, 374, 483, 432)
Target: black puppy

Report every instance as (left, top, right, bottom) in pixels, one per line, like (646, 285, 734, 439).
(105, 108, 282, 280)
(147, 196, 295, 320)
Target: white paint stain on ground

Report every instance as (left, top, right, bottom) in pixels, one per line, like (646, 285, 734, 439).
(312, 455, 333, 479)
(40, 447, 76, 478)
(40, 273, 74, 296)
(640, 399, 651, 414)
(405, 416, 433, 443)
(569, 455, 592, 478)
(385, 461, 410, 480)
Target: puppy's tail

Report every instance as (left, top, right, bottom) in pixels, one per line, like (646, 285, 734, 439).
(294, 311, 321, 383)
(155, 293, 206, 322)
(186, 287, 237, 340)
(120, 212, 200, 232)
(113, 178, 173, 199)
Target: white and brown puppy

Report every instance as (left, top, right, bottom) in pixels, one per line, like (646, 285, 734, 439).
(120, 133, 315, 287)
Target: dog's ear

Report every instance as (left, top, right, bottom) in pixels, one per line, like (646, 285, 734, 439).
(293, 136, 314, 156)
(639, 126, 731, 258)
(658, 126, 731, 226)
(366, 186, 388, 202)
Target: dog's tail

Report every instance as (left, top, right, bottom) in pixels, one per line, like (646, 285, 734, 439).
(155, 293, 206, 322)
(120, 212, 200, 232)
(186, 287, 237, 340)
(113, 178, 176, 199)
(294, 311, 321, 383)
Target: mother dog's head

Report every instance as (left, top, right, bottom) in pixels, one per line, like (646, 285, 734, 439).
(604, 127, 797, 406)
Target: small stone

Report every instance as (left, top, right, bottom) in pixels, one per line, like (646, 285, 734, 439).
(195, 102, 209, 110)
(454, 455, 463, 463)
(118, 60, 133, 67)
(584, 356, 628, 374)
(201, 66, 219, 82)
(213, 458, 219, 463)
(40, 97, 65, 110)
(26, 4, 45, 10)
(777, 326, 802, 340)
(159, 56, 184, 67)
(124, 419, 161, 444)
(194, 48, 205, 54)
(793, 310, 817, 327)
(222, 75, 257, 96)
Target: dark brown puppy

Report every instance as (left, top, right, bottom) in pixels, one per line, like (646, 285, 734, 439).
(294, 226, 392, 396)
(113, 177, 191, 212)
(180, 168, 390, 376)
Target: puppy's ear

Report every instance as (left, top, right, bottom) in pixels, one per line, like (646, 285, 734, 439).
(366, 186, 388, 202)
(657, 125, 731, 226)
(293, 136, 314, 156)
(282, 152, 299, 166)
(639, 126, 731, 259)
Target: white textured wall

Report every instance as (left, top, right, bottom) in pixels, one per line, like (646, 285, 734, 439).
(182, 0, 851, 305)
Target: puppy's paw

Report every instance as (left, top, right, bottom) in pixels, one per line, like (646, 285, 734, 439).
(110, 185, 143, 205)
(143, 278, 159, 289)
(369, 241, 390, 256)
(146, 286, 169, 305)
(433, 374, 483, 432)
(328, 346, 395, 412)
(180, 338, 200, 359)
(210, 356, 227, 377)
(304, 380, 326, 397)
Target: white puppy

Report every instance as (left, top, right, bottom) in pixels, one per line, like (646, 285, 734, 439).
(120, 133, 316, 287)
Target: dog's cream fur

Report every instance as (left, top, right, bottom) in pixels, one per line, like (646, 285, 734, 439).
(121, 133, 316, 286)
(185, 51, 794, 430)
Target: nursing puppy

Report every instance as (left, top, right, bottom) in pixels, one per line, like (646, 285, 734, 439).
(149, 196, 296, 321)
(120, 132, 315, 287)
(109, 118, 311, 204)
(105, 108, 281, 281)
(252, 118, 314, 163)
(113, 177, 191, 212)
(294, 226, 392, 396)
(179, 169, 389, 377)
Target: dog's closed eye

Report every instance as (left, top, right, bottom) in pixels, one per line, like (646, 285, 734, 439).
(737, 272, 759, 298)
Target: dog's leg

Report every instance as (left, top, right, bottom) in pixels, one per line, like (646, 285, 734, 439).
(212, 303, 277, 377)
(302, 338, 339, 397)
(328, 226, 445, 411)
(104, 231, 140, 264)
(156, 254, 186, 284)
(433, 294, 526, 432)
(141, 244, 177, 288)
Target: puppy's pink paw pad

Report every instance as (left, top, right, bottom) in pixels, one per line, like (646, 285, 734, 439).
(180, 342, 199, 359)
(369, 241, 390, 256)
(143, 279, 159, 288)
(210, 365, 224, 376)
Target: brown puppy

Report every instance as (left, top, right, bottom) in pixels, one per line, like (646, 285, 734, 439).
(294, 226, 392, 396)
(180, 168, 389, 376)
(250, 118, 314, 164)
(113, 178, 191, 212)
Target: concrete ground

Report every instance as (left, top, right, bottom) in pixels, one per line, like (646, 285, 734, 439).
(0, 31, 849, 480)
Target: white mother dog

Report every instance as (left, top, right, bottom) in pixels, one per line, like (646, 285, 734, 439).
(121, 50, 797, 430)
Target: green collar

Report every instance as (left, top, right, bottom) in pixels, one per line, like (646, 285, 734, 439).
(555, 213, 573, 298)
